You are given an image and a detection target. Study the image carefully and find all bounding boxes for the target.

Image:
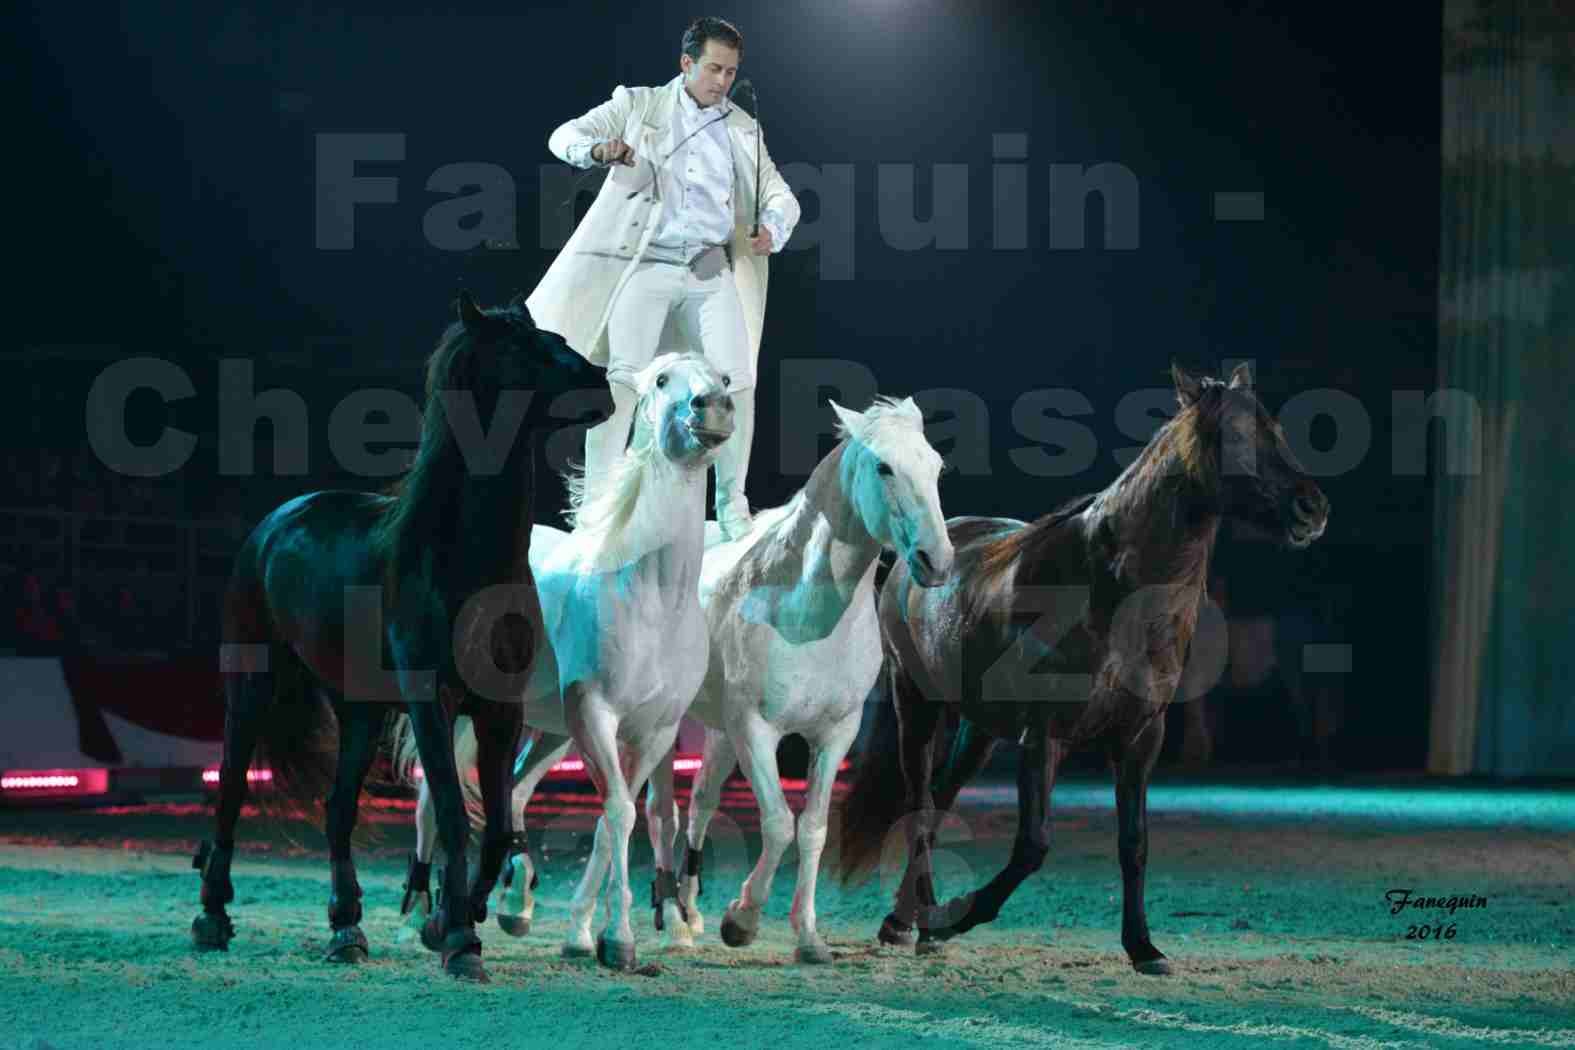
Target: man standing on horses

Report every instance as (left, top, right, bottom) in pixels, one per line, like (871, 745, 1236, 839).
(526, 16, 801, 541)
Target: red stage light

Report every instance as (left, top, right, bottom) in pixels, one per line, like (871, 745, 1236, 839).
(0, 768, 110, 797)
(200, 767, 274, 786)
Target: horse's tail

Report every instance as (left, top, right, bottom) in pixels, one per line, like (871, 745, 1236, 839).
(388, 713, 422, 786)
(387, 713, 488, 834)
(252, 641, 338, 819)
(835, 666, 912, 885)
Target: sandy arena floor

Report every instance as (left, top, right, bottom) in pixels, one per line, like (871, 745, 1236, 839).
(0, 778, 1571, 1049)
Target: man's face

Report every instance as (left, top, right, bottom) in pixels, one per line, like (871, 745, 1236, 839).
(680, 40, 739, 107)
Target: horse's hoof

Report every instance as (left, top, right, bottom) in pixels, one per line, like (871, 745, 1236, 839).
(719, 903, 759, 948)
(191, 911, 234, 951)
(561, 942, 594, 960)
(877, 914, 915, 948)
(497, 914, 531, 938)
(596, 934, 637, 972)
(325, 925, 370, 964)
(444, 950, 488, 983)
(1134, 956, 1172, 976)
(917, 894, 974, 938)
(795, 941, 833, 965)
(915, 936, 950, 957)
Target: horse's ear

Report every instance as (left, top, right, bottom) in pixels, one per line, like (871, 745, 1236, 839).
(1227, 361, 1253, 392)
(828, 399, 864, 437)
(1171, 362, 1202, 408)
(457, 289, 487, 333)
(508, 292, 536, 328)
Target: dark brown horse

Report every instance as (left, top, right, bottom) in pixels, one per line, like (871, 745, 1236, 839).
(190, 292, 611, 981)
(836, 363, 1330, 973)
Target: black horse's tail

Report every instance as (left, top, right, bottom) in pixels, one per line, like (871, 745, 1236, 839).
(251, 642, 338, 818)
(836, 666, 916, 885)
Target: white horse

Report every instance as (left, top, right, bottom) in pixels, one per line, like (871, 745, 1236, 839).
(394, 351, 733, 972)
(657, 396, 953, 962)
(410, 397, 953, 964)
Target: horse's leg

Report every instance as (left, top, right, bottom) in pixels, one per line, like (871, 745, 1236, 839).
(643, 743, 693, 949)
(403, 700, 485, 980)
(584, 717, 674, 971)
(192, 655, 272, 950)
(678, 726, 735, 937)
(467, 700, 526, 929)
(395, 777, 437, 942)
(915, 722, 1064, 951)
(932, 717, 998, 812)
(562, 811, 615, 958)
(322, 698, 381, 964)
(1113, 713, 1170, 974)
(569, 699, 645, 970)
(719, 716, 789, 951)
(788, 711, 861, 964)
(494, 730, 572, 937)
(878, 664, 943, 948)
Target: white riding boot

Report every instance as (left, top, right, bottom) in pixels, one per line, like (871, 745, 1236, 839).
(711, 385, 755, 541)
(580, 382, 640, 505)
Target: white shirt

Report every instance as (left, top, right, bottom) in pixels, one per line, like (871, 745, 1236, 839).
(645, 81, 738, 263)
(575, 79, 789, 261)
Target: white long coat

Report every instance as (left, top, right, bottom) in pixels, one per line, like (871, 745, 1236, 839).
(526, 74, 801, 373)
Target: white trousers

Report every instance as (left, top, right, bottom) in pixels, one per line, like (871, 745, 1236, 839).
(604, 254, 754, 393)
(583, 254, 758, 534)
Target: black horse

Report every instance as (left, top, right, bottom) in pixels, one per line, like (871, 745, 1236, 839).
(836, 363, 1330, 973)
(191, 291, 612, 981)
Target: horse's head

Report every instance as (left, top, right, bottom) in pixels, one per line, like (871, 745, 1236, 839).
(628, 352, 734, 471)
(1176, 362, 1330, 549)
(830, 397, 953, 586)
(447, 290, 615, 431)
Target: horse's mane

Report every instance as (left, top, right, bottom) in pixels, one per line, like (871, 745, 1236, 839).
(372, 307, 521, 600)
(561, 385, 665, 539)
(741, 395, 930, 564)
(833, 395, 926, 444)
(972, 382, 1224, 597)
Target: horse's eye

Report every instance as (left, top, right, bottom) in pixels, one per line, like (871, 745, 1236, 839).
(722, 374, 731, 388)
(656, 373, 669, 389)
(876, 462, 894, 477)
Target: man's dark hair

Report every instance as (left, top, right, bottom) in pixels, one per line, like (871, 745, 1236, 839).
(681, 17, 743, 62)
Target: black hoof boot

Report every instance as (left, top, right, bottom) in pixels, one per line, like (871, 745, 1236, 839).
(325, 925, 369, 964)
(400, 853, 432, 917)
(420, 911, 447, 954)
(497, 914, 531, 937)
(596, 933, 637, 972)
(192, 841, 236, 950)
(420, 867, 448, 953)
(191, 909, 235, 951)
(441, 929, 487, 983)
(877, 913, 915, 948)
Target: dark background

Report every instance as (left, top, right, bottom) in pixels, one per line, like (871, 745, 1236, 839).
(10, 2, 1440, 771)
